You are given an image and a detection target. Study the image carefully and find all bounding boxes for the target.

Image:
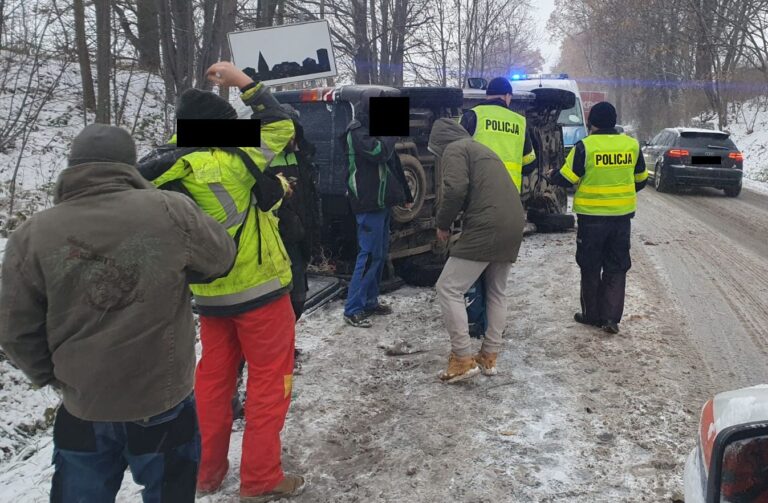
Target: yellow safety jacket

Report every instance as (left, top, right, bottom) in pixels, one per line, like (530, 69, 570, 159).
(152, 88, 295, 312)
(471, 105, 534, 191)
(560, 134, 646, 216)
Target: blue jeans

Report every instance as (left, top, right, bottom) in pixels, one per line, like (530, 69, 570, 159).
(50, 395, 200, 503)
(344, 209, 390, 317)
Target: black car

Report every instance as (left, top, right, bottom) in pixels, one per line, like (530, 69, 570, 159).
(642, 127, 744, 197)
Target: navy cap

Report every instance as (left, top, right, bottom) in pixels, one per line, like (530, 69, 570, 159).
(486, 77, 512, 96)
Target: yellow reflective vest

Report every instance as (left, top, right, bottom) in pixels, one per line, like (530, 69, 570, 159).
(471, 105, 533, 191)
(560, 134, 646, 216)
(151, 92, 295, 312)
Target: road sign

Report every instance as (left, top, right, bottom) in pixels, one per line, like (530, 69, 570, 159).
(228, 20, 338, 87)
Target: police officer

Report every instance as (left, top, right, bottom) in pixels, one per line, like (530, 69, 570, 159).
(460, 76, 537, 191)
(548, 101, 648, 334)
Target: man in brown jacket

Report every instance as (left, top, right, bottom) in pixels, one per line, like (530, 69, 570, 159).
(0, 124, 236, 502)
(428, 118, 525, 383)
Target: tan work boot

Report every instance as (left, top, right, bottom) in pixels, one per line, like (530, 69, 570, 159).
(439, 353, 480, 383)
(240, 473, 306, 502)
(474, 351, 498, 376)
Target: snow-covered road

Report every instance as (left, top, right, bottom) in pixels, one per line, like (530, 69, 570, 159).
(1, 185, 767, 502)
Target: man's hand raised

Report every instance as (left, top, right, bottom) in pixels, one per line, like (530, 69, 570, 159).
(206, 61, 253, 89)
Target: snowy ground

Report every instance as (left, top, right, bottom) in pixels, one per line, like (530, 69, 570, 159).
(0, 230, 710, 502)
(727, 99, 768, 183)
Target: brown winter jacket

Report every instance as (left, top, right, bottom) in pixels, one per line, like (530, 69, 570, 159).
(430, 118, 525, 263)
(0, 162, 236, 421)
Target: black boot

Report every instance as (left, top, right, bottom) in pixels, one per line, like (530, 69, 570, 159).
(602, 321, 620, 334)
(574, 312, 600, 327)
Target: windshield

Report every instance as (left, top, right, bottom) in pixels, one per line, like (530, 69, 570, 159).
(558, 99, 584, 127)
(679, 133, 737, 150)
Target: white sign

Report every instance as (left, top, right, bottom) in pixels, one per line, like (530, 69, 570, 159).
(228, 20, 337, 87)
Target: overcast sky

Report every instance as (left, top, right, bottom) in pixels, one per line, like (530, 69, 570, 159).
(532, 0, 560, 72)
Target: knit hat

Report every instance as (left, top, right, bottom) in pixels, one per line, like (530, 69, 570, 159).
(486, 77, 512, 96)
(68, 124, 136, 167)
(175, 88, 238, 120)
(587, 101, 617, 129)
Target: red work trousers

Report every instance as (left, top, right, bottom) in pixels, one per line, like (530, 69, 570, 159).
(195, 294, 295, 494)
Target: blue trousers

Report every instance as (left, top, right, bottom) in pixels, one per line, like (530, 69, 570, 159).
(344, 209, 390, 317)
(50, 394, 200, 503)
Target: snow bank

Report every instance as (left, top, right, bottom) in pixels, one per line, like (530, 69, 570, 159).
(727, 99, 768, 185)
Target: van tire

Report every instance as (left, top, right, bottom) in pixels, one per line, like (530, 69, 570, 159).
(394, 256, 445, 287)
(526, 208, 575, 233)
(392, 154, 427, 223)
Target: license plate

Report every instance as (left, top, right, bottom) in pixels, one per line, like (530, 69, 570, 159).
(691, 156, 722, 165)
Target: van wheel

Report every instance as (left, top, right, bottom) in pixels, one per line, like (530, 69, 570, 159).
(394, 255, 445, 287)
(392, 154, 426, 224)
(724, 183, 741, 197)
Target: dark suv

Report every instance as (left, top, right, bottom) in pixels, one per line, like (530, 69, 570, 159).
(273, 85, 574, 285)
(642, 127, 744, 197)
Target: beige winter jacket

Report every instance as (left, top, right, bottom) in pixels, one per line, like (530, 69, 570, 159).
(0, 162, 236, 421)
(430, 118, 525, 263)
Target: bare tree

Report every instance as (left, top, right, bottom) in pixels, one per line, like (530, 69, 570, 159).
(73, 0, 96, 112)
(94, 0, 111, 123)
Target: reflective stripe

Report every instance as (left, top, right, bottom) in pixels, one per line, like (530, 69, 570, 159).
(560, 165, 581, 184)
(573, 196, 636, 207)
(209, 183, 248, 229)
(523, 151, 537, 166)
(577, 183, 635, 194)
(260, 147, 276, 167)
(194, 278, 284, 306)
(635, 170, 649, 182)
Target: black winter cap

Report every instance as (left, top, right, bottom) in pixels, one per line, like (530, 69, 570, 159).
(68, 124, 136, 167)
(176, 88, 238, 120)
(587, 101, 617, 129)
(486, 77, 512, 96)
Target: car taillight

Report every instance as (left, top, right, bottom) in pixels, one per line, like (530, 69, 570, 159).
(667, 149, 689, 158)
(728, 152, 744, 161)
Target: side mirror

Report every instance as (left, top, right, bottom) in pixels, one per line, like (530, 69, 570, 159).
(467, 77, 487, 90)
(713, 429, 768, 503)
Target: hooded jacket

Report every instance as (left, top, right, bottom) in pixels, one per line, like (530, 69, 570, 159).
(429, 118, 525, 263)
(343, 88, 413, 214)
(0, 162, 236, 422)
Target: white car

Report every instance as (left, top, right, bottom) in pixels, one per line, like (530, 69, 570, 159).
(684, 385, 768, 502)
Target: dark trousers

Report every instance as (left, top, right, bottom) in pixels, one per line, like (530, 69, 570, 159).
(575, 216, 632, 324)
(51, 394, 200, 503)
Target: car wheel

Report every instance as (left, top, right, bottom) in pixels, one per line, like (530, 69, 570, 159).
(654, 162, 673, 193)
(724, 182, 742, 198)
(392, 154, 427, 224)
(394, 255, 445, 287)
(526, 208, 575, 233)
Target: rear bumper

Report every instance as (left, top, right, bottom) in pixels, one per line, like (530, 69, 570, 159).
(668, 164, 743, 187)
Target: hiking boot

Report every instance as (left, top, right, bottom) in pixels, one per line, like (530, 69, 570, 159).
(602, 321, 620, 334)
(240, 473, 306, 502)
(439, 353, 480, 383)
(474, 351, 498, 376)
(574, 312, 600, 327)
(344, 313, 372, 328)
(364, 302, 393, 316)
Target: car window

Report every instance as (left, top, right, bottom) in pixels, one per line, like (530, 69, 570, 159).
(661, 131, 675, 146)
(679, 132, 737, 149)
(557, 98, 584, 126)
(650, 132, 663, 145)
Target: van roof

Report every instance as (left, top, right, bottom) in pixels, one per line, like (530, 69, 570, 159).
(511, 78, 581, 94)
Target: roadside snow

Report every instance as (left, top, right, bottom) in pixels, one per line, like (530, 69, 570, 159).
(727, 99, 768, 185)
(0, 231, 708, 502)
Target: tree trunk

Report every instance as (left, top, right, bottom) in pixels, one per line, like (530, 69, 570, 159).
(95, 0, 111, 124)
(218, 0, 236, 100)
(197, 0, 220, 90)
(73, 0, 96, 113)
(352, 0, 371, 84)
(171, 0, 195, 92)
(137, 0, 161, 71)
(158, 0, 177, 104)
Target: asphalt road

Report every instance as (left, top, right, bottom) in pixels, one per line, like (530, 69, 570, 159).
(634, 184, 768, 389)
